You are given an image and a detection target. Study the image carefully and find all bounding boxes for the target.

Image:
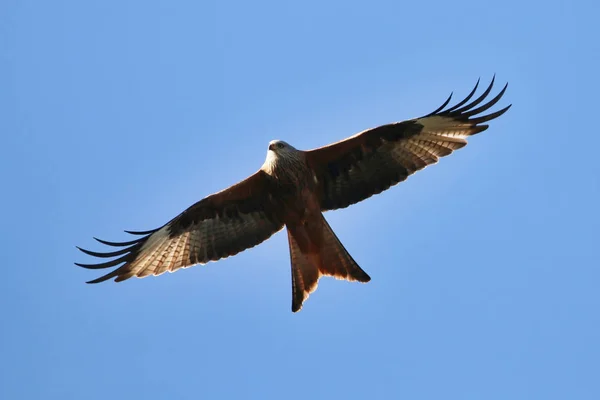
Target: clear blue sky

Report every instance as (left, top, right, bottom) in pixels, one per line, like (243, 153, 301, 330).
(2, 0, 599, 399)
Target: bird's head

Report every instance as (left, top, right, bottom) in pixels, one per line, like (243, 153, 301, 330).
(268, 140, 297, 155)
(262, 140, 303, 175)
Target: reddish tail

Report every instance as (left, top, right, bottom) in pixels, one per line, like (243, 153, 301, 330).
(287, 214, 370, 312)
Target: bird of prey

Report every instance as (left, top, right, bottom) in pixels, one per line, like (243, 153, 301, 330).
(76, 77, 510, 312)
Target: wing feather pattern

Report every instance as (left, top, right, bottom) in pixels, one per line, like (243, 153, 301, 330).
(305, 77, 511, 211)
(76, 171, 285, 283)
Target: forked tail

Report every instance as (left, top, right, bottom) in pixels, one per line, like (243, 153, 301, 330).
(287, 214, 370, 312)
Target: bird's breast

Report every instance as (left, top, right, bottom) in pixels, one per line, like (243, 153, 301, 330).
(278, 179, 321, 227)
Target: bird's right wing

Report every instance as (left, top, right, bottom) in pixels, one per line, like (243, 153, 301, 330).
(76, 170, 285, 283)
(305, 77, 511, 211)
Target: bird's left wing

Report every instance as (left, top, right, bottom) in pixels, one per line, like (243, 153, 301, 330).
(305, 77, 511, 211)
(76, 170, 285, 283)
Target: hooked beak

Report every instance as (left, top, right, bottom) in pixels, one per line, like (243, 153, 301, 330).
(268, 143, 276, 151)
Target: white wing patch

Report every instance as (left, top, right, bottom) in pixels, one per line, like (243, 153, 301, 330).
(121, 210, 283, 280)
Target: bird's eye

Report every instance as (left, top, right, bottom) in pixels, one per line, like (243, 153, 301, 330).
(277, 143, 284, 149)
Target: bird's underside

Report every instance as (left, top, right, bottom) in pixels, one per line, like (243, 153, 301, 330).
(76, 77, 511, 312)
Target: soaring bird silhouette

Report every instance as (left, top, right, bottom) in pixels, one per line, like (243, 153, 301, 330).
(76, 77, 511, 312)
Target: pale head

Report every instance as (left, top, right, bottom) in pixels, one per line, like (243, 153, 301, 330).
(268, 140, 297, 154)
(262, 139, 305, 178)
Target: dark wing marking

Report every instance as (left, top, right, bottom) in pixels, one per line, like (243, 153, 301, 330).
(305, 76, 511, 211)
(76, 170, 286, 283)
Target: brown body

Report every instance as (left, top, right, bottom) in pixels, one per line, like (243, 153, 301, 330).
(76, 77, 510, 312)
(263, 149, 370, 311)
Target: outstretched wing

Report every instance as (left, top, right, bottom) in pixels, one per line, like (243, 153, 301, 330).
(305, 77, 511, 211)
(76, 170, 285, 283)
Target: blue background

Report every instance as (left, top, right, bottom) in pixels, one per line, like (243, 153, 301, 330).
(2, 0, 599, 398)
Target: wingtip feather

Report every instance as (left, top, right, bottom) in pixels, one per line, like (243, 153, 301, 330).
(443, 78, 480, 113)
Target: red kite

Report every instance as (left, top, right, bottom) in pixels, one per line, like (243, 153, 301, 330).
(77, 77, 510, 312)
